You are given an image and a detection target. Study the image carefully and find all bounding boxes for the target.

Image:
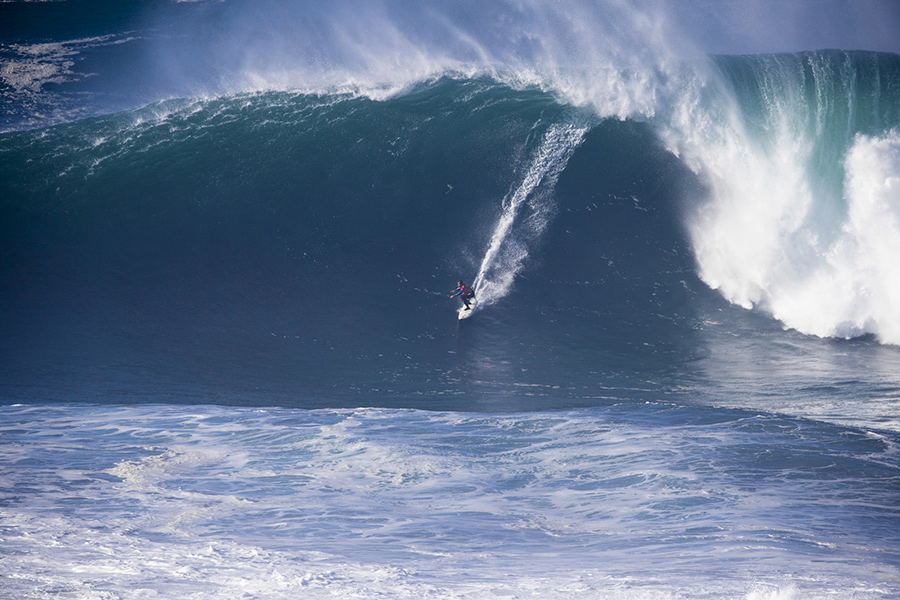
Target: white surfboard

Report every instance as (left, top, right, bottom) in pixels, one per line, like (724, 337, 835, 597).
(457, 298, 477, 320)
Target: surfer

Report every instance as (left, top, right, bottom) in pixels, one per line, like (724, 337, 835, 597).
(449, 280, 475, 310)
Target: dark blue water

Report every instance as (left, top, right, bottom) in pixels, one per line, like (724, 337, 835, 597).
(2, 2, 900, 598)
(0, 85, 696, 408)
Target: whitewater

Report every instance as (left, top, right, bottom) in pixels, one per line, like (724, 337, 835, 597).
(2, 1, 900, 599)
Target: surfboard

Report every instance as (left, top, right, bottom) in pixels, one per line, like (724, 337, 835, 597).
(457, 298, 477, 320)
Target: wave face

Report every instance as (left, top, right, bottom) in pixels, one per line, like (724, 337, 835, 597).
(0, 81, 694, 405)
(3, 2, 899, 352)
(3, 71, 900, 413)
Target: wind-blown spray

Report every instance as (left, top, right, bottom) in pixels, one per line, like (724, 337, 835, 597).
(469, 121, 588, 312)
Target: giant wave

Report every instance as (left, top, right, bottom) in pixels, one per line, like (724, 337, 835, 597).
(2, 0, 899, 355)
(2, 1, 900, 412)
(2, 59, 900, 411)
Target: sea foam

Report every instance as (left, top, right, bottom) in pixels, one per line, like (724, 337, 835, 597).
(681, 53, 900, 344)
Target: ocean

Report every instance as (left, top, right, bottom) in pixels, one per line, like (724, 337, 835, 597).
(2, 1, 900, 598)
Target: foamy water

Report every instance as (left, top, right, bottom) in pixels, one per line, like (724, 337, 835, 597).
(3, 403, 898, 599)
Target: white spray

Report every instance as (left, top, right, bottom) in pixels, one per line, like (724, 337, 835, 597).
(771, 130, 900, 343)
(468, 121, 588, 312)
(671, 55, 900, 345)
